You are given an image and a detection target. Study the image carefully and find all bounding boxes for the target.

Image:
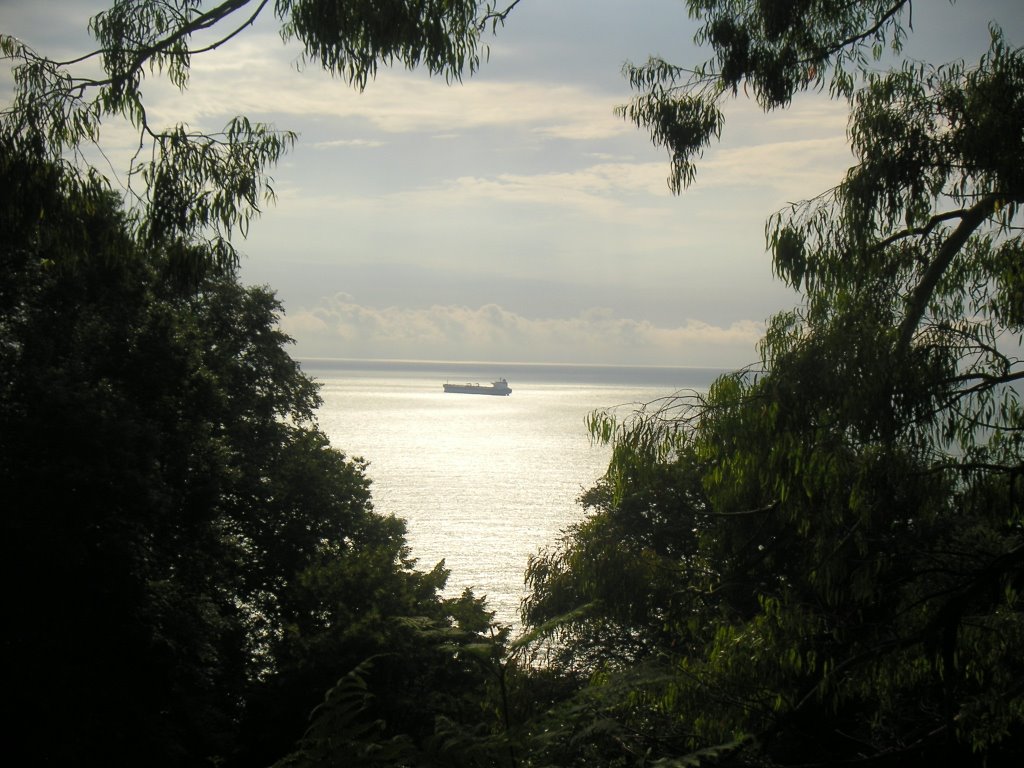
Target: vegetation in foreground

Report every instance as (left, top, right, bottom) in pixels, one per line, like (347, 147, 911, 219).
(2, 1, 1020, 765)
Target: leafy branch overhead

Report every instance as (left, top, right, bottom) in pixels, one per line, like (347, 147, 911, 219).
(1, 0, 508, 275)
(769, 35, 1023, 346)
(621, 0, 920, 192)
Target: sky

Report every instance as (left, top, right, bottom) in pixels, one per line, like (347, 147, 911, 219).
(3, 0, 1022, 368)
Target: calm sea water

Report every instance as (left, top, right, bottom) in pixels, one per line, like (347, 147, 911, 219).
(305, 360, 725, 627)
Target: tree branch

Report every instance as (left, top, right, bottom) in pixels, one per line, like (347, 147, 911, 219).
(480, 0, 523, 31)
(82, 0, 265, 93)
(896, 194, 1006, 353)
(708, 501, 778, 517)
(872, 207, 981, 253)
(804, 0, 911, 65)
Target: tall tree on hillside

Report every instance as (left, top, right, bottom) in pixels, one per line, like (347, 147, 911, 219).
(0, 139, 501, 766)
(519, 5, 1022, 767)
(1, 2, 517, 762)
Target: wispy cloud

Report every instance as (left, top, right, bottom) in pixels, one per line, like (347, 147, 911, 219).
(144, 35, 631, 141)
(311, 138, 387, 149)
(439, 160, 669, 210)
(703, 136, 851, 196)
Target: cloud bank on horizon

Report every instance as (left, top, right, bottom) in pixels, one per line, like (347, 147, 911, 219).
(281, 295, 766, 368)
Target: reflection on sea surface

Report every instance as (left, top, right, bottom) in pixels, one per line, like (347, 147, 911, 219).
(307, 359, 724, 628)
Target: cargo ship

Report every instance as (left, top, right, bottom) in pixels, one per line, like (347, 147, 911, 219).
(442, 378, 511, 396)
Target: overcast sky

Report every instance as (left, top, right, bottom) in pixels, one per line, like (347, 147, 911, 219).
(3, 0, 1021, 367)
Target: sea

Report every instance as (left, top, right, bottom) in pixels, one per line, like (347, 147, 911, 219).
(303, 359, 726, 629)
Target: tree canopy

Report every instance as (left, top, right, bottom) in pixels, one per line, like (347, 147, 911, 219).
(0, 139, 505, 765)
(518, 5, 1022, 767)
(2, 2, 515, 763)
(621, 0, 928, 192)
(4, 1, 1021, 765)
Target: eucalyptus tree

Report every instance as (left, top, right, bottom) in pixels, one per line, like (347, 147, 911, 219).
(2, 2, 521, 764)
(0, 135, 505, 767)
(520, 4, 1022, 767)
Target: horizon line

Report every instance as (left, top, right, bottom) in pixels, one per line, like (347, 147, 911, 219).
(298, 356, 739, 372)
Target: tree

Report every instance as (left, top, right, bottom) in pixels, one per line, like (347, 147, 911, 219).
(520, 7, 1022, 768)
(0, 138, 501, 765)
(3, 3, 523, 763)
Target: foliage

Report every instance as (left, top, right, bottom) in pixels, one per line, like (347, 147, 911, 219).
(6, 1, 1022, 766)
(272, 659, 420, 768)
(0, 0, 516, 277)
(620, 0, 923, 192)
(0, 137, 502, 765)
(521, 18, 1023, 768)
(2, 2, 531, 764)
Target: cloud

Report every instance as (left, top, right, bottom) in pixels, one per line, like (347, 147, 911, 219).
(311, 138, 387, 149)
(142, 34, 632, 142)
(280, 297, 765, 368)
(437, 160, 669, 212)
(268, 158, 680, 229)
(702, 136, 851, 197)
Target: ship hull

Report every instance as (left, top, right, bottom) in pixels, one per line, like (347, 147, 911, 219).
(442, 379, 511, 396)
